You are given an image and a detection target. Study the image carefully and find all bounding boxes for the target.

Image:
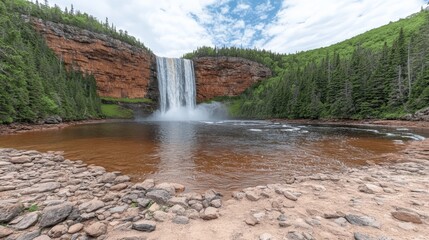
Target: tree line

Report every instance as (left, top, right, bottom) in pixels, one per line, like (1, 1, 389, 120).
(0, 0, 101, 124)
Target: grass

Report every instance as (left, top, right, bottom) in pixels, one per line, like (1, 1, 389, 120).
(27, 204, 38, 212)
(101, 104, 134, 119)
(101, 97, 153, 104)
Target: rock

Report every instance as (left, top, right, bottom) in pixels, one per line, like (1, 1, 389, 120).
(204, 189, 221, 202)
(172, 216, 189, 224)
(210, 199, 222, 208)
(10, 156, 32, 164)
(283, 191, 298, 201)
(354, 232, 377, 240)
(148, 203, 160, 212)
(40, 202, 73, 228)
(358, 184, 383, 194)
(68, 223, 84, 234)
(132, 220, 156, 232)
(44, 115, 62, 124)
(171, 183, 185, 193)
(140, 179, 155, 190)
(84, 222, 107, 237)
(167, 197, 188, 208)
(79, 199, 105, 213)
(110, 183, 128, 191)
(22, 182, 61, 194)
(323, 211, 345, 219)
(13, 212, 38, 230)
(334, 217, 348, 227)
(33, 235, 51, 240)
(48, 224, 68, 238)
(0, 186, 15, 192)
(0, 203, 23, 223)
(136, 198, 151, 208)
(0, 226, 14, 238)
(345, 214, 380, 228)
(279, 221, 291, 228)
(278, 214, 287, 221)
(146, 189, 171, 204)
(286, 231, 304, 240)
(114, 175, 130, 184)
(245, 215, 259, 226)
(200, 207, 218, 220)
(154, 183, 176, 195)
(15, 230, 41, 240)
(170, 204, 186, 215)
(186, 209, 199, 220)
(232, 191, 245, 200)
(98, 172, 116, 183)
(259, 233, 273, 240)
(153, 211, 168, 222)
(245, 191, 260, 201)
(109, 205, 128, 214)
(391, 211, 422, 224)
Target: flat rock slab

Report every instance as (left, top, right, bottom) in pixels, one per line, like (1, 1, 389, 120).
(0, 226, 14, 238)
(10, 156, 32, 164)
(346, 214, 380, 228)
(39, 202, 73, 228)
(79, 199, 105, 213)
(13, 212, 38, 230)
(391, 211, 423, 224)
(0, 203, 23, 223)
(21, 182, 60, 194)
(132, 220, 156, 232)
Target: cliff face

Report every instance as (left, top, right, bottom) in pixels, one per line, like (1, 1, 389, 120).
(31, 18, 157, 99)
(194, 57, 272, 102)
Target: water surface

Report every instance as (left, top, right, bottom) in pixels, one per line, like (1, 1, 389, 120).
(0, 120, 426, 193)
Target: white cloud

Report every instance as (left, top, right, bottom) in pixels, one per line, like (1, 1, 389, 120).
(45, 0, 426, 57)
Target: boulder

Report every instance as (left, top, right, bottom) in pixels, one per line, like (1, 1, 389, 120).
(44, 115, 62, 124)
(146, 189, 171, 204)
(40, 202, 73, 228)
(13, 212, 38, 230)
(0, 203, 23, 223)
(85, 222, 107, 237)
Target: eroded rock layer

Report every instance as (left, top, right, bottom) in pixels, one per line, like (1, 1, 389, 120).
(194, 57, 272, 102)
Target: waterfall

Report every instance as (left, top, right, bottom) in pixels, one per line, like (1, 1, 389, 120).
(152, 56, 227, 121)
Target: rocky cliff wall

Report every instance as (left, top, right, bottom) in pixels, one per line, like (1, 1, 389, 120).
(31, 18, 157, 99)
(194, 57, 272, 102)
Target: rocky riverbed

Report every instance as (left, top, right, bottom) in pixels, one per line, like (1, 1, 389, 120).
(0, 138, 428, 240)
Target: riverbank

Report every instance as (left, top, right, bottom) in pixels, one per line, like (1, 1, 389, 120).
(0, 138, 427, 239)
(0, 120, 106, 135)
(274, 119, 429, 129)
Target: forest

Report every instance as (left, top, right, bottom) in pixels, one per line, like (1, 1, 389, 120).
(0, 0, 101, 124)
(186, 11, 429, 119)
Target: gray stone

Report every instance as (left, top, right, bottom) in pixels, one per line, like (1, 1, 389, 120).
(22, 182, 61, 194)
(170, 205, 185, 215)
(114, 175, 130, 184)
(232, 191, 245, 200)
(0, 203, 23, 223)
(346, 214, 380, 228)
(140, 179, 155, 190)
(245, 191, 260, 201)
(79, 199, 105, 213)
(358, 184, 383, 194)
(0, 226, 14, 238)
(286, 231, 304, 240)
(153, 211, 168, 222)
(109, 205, 128, 214)
(13, 212, 38, 230)
(185, 209, 199, 219)
(10, 156, 32, 164)
(172, 216, 189, 224)
(16, 230, 41, 240)
(40, 202, 73, 228)
(84, 222, 107, 237)
(48, 224, 68, 238)
(167, 197, 188, 208)
(278, 214, 287, 221)
(204, 189, 220, 202)
(245, 215, 259, 226)
(154, 183, 175, 195)
(44, 115, 62, 124)
(354, 232, 376, 240)
(259, 233, 273, 240)
(136, 198, 151, 208)
(200, 207, 218, 220)
(68, 223, 84, 234)
(210, 199, 222, 208)
(190, 202, 203, 212)
(98, 172, 116, 183)
(334, 217, 348, 227)
(146, 189, 171, 204)
(132, 220, 156, 232)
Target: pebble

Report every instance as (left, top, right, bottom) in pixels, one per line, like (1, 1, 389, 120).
(200, 207, 218, 220)
(391, 211, 422, 224)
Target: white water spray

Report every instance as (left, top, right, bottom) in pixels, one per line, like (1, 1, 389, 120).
(152, 57, 227, 121)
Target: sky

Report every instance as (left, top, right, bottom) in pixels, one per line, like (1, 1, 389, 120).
(45, 0, 428, 57)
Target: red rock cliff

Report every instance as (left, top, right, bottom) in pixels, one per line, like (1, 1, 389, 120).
(31, 18, 157, 99)
(194, 57, 272, 102)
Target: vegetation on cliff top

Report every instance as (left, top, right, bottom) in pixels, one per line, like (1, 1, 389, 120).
(0, 0, 102, 124)
(186, 11, 429, 119)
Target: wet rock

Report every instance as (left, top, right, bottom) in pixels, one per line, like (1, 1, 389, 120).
(79, 199, 105, 213)
(68, 223, 84, 234)
(22, 182, 61, 194)
(200, 207, 218, 220)
(13, 212, 38, 230)
(172, 216, 189, 224)
(146, 189, 171, 204)
(259, 233, 273, 240)
(48, 224, 68, 238)
(0, 203, 23, 223)
(40, 202, 73, 228)
(84, 222, 107, 237)
(132, 220, 156, 232)
(153, 211, 168, 222)
(10, 156, 32, 164)
(16, 230, 41, 240)
(345, 214, 380, 228)
(0, 226, 14, 238)
(358, 184, 383, 194)
(167, 197, 188, 208)
(245, 191, 260, 201)
(391, 211, 422, 224)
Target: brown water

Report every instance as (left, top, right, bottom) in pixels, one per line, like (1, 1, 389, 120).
(0, 120, 427, 193)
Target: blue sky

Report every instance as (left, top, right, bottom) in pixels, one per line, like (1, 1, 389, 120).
(45, 0, 427, 57)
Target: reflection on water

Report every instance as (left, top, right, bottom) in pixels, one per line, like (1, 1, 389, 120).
(0, 120, 427, 194)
